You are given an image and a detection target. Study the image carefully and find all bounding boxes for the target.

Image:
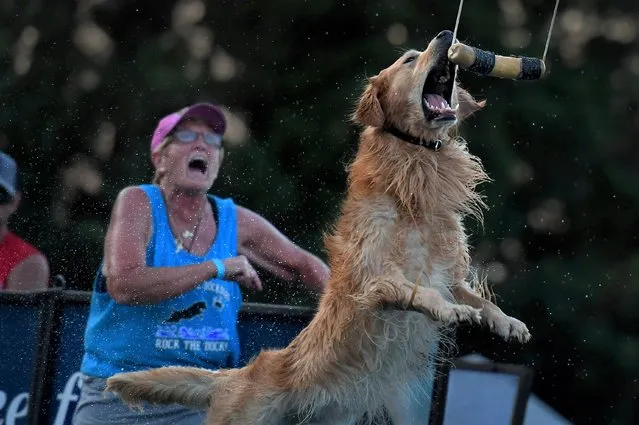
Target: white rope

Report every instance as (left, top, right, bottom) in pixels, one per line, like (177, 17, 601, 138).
(543, 0, 561, 63)
(451, 0, 465, 45)
(451, 0, 465, 82)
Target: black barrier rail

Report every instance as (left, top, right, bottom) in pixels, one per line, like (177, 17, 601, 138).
(30, 289, 62, 425)
(0, 289, 456, 425)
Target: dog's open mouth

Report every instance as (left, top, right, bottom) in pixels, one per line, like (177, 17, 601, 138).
(422, 59, 457, 122)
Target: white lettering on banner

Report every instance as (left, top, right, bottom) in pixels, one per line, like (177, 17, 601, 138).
(2, 392, 28, 425)
(0, 372, 83, 425)
(52, 372, 83, 425)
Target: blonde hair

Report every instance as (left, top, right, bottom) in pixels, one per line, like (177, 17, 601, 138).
(152, 136, 172, 184)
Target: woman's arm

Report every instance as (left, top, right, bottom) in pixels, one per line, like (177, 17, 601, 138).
(236, 206, 329, 296)
(104, 186, 218, 305)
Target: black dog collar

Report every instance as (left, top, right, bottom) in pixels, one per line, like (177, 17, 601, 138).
(384, 126, 442, 151)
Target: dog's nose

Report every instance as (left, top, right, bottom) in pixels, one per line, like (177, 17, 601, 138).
(435, 30, 453, 42)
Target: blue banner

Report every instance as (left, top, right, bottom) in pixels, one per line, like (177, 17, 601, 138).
(0, 294, 311, 425)
(0, 304, 40, 425)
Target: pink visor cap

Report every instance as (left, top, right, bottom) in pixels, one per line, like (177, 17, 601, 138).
(150, 103, 226, 153)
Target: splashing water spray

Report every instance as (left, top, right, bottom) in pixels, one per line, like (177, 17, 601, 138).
(448, 0, 561, 81)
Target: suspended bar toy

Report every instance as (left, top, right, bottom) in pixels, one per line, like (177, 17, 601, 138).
(447, 0, 560, 81)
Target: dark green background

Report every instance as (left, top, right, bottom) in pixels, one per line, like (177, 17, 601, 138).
(2, 0, 637, 423)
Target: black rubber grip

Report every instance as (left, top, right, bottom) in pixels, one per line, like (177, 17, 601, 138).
(520, 56, 544, 80)
(468, 47, 496, 75)
(466, 47, 544, 80)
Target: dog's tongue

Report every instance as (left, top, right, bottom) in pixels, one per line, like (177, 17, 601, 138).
(425, 94, 449, 109)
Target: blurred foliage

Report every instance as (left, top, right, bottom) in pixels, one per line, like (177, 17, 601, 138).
(1, 0, 638, 423)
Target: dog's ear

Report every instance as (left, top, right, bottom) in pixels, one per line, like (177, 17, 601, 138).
(456, 86, 486, 121)
(352, 76, 385, 128)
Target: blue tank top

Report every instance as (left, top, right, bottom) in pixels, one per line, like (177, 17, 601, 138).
(80, 184, 243, 378)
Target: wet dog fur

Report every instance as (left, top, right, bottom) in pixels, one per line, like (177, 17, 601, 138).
(105, 30, 531, 425)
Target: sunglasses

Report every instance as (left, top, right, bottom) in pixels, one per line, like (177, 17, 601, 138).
(172, 130, 223, 149)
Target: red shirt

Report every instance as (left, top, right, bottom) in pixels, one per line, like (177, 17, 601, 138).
(0, 231, 42, 289)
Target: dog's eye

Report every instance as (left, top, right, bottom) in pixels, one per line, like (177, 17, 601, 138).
(403, 56, 418, 64)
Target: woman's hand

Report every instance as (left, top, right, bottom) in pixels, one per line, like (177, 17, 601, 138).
(222, 255, 263, 291)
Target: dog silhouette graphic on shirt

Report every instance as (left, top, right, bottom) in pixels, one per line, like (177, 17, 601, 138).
(164, 301, 207, 323)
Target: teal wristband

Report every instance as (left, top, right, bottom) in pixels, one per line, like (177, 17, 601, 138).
(212, 259, 225, 280)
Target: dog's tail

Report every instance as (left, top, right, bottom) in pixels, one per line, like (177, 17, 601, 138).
(105, 366, 224, 409)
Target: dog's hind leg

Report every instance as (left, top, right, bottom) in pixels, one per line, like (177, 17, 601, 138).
(384, 394, 430, 425)
(383, 373, 434, 425)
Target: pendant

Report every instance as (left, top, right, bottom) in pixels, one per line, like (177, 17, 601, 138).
(175, 239, 184, 253)
(182, 230, 194, 239)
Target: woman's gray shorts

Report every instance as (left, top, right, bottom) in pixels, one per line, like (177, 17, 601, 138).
(72, 374, 207, 425)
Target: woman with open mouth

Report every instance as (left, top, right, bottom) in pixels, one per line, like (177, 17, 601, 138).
(71, 102, 330, 425)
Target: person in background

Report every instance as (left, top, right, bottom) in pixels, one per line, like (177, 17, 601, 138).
(0, 151, 50, 291)
(72, 102, 329, 425)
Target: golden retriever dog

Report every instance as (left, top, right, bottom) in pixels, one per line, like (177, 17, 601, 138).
(106, 29, 531, 425)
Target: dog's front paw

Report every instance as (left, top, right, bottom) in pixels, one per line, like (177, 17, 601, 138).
(434, 303, 482, 326)
(484, 311, 531, 343)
